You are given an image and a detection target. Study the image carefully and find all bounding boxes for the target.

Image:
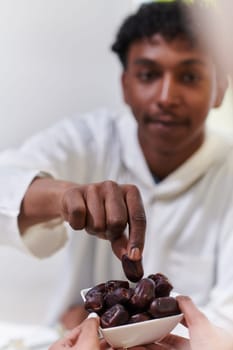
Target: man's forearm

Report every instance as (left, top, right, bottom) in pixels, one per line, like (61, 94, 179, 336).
(18, 177, 74, 234)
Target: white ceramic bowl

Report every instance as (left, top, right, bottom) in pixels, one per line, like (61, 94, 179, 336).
(81, 288, 183, 348)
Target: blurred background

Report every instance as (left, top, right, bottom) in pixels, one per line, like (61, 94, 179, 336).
(0, 0, 233, 326)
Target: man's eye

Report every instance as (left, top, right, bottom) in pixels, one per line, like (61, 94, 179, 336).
(137, 71, 159, 82)
(181, 72, 201, 84)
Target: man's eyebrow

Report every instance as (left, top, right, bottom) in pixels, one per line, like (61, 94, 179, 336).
(133, 58, 208, 67)
(180, 58, 207, 67)
(133, 58, 159, 66)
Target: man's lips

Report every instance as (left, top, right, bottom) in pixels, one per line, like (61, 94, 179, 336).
(144, 114, 189, 127)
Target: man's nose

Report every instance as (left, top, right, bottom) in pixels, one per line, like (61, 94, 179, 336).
(157, 74, 180, 107)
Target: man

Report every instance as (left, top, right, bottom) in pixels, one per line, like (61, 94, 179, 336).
(0, 1, 233, 332)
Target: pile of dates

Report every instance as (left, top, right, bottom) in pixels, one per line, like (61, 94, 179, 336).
(84, 273, 181, 328)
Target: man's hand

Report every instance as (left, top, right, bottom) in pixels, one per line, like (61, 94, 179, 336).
(60, 181, 146, 260)
(18, 178, 146, 261)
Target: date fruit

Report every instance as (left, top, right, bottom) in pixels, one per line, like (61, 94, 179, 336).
(149, 297, 180, 318)
(84, 273, 181, 328)
(105, 287, 133, 308)
(105, 280, 129, 293)
(148, 273, 173, 297)
(128, 312, 152, 324)
(121, 254, 144, 282)
(101, 304, 129, 328)
(84, 292, 105, 314)
(129, 278, 155, 312)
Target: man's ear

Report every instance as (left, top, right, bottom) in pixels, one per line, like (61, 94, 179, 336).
(214, 75, 229, 108)
(121, 71, 130, 105)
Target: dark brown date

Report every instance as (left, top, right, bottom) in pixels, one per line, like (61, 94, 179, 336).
(84, 292, 105, 313)
(121, 254, 144, 282)
(105, 287, 133, 308)
(128, 312, 152, 324)
(100, 304, 129, 328)
(148, 273, 173, 297)
(105, 280, 129, 293)
(85, 283, 106, 298)
(83, 272, 179, 328)
(148, 297, 180, 318)
(129, 278, 155, 312)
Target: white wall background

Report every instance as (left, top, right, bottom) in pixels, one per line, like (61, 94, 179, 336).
(0, 0, 134, 151)
(0, 0, 232, 326)
(0, 0, 134, 326)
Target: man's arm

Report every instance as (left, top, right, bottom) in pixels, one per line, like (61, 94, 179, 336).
(18, 177, 146, 263)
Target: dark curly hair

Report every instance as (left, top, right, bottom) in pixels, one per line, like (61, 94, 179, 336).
(111, 1, 199, 68)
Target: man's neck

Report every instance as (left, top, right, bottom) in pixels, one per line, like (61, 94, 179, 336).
(140, 138, 205, 181)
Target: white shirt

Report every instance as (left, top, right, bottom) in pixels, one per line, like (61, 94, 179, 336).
(0, 108, 233, 331)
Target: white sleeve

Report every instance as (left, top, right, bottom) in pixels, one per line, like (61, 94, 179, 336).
(0, 166, 68, 257)
(0, 118, 80, 257)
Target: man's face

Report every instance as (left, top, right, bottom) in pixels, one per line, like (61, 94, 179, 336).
(122, 34, 226, 159)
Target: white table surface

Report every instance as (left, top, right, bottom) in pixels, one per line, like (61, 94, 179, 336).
(0, 321, 62, 350)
